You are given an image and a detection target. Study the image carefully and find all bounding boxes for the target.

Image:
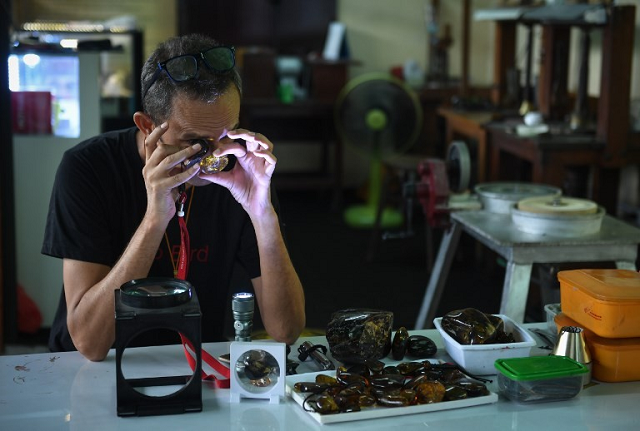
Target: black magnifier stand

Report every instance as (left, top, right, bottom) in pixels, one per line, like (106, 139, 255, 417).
(115, 277, 202, 416)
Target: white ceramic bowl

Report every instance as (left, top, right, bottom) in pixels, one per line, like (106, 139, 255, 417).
(433, 314, 536, 375)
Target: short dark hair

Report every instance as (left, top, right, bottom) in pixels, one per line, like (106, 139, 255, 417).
(141, 34, 242, 123)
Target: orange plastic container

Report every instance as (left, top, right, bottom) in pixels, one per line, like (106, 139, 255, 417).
(554, 312, 640, 383)
(557, 269, 640, 338)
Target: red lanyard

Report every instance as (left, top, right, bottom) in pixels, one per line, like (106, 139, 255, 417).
(176, 191, 190, 280)
(175, 188, 230, 389)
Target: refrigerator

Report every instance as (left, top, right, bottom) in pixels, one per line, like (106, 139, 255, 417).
(9, 26, 143, 329)
(10, 51, 102, 327)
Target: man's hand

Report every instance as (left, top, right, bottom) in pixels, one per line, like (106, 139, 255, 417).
(141, 122, 202, 224)
(199, 128, 277, 217)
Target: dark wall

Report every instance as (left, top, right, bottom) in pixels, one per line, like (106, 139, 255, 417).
(1, 0, 18, 345)
(178, 0, 336, 56)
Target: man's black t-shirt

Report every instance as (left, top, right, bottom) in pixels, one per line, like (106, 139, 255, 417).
(42, 127, 262, 352)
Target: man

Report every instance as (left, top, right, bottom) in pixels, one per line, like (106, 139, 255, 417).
(42, 34, 306, 361)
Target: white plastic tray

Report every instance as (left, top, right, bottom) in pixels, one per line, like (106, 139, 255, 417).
(285, 371, 498, 425)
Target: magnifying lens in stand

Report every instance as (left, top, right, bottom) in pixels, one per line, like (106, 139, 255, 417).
(115, 277, 202, 417)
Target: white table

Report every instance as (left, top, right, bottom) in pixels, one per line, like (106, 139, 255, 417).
(1, 326, 638, 430)
(415, 211, 640, 329)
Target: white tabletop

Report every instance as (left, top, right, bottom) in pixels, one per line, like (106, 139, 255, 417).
(1, 325, 637, 431)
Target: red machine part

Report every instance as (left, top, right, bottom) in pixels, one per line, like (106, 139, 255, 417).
(417, 158, 451, 228)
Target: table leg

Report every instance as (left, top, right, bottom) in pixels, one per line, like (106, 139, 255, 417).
(615, 261, 637, 270)
(477, 132, 487, 184)
(500, 261, 533, 323)
(414, 222, 462, 329)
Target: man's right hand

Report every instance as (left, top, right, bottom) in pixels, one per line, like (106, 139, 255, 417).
(141, 122, 201, 226)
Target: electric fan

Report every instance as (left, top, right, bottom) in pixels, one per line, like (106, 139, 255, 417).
(335, 72, 423, 228)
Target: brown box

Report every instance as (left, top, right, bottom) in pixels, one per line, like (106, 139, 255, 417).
(240, 47, 277, 99)
(309, 60, 349, 102)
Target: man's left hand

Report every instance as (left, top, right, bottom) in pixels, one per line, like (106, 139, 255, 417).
(199, 128, 276, 217)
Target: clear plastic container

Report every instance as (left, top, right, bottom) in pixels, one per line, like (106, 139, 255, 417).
(494, 356, 588, 403)
(544, 303, 561, 334)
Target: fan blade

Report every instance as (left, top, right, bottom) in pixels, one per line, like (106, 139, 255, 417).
(336, 76, 423, 157)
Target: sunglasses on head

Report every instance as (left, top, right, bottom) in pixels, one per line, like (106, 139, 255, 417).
(142, 46, 236, 99)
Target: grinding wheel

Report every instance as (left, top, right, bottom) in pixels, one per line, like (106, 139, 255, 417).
(446, 140, 471, 193)
(517, 196, 598, 216)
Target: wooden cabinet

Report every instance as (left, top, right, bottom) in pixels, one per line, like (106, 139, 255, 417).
(178, 0, 336, 56)
(485, 5, 636, 212)
(490, 5, 636, 168)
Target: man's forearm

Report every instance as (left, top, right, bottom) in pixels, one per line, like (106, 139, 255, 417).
(66, 215, 167, 360)
(250, 210, 306, 344)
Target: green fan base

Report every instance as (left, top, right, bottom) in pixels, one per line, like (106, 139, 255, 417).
(343, 204, 403, 229)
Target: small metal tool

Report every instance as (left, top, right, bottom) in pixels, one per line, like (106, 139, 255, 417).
(297, 341, 335, 371)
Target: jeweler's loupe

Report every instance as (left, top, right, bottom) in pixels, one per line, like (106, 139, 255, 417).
(183, 138, 236, 173)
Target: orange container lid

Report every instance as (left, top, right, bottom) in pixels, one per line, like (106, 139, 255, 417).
(557, 269, 640, 303)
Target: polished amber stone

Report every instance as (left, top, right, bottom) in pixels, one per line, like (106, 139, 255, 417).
(200, 154, 229, 173)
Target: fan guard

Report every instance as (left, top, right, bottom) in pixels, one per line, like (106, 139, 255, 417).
(335, 73, 423, 158)
(335, 72, 423, 228)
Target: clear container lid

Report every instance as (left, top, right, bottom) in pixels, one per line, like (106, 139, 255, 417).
(494, 356, 588, 381)
(558, 269, 640, 302)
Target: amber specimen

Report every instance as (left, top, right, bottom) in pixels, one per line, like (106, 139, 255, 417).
(336, 370, 369, 387)
(304, 393, 340, 414)
(391, 327, 409, 360)
(444, 385, 468, 401)
(369, 374, 405, 389)
(242, 349, 277, 380)
(364, 358, 385, 374)
(326, 309, 393, 364)
(376, 394, 410, 407)
(294, 382, 329, 394)
(347, 363, 371, 378)
(406, 335, 437, 358)
(441, 308, 515, 345)
(405, 373, 429, 389)
(382, 365, 400, 375)
(415, 381, 446, 404)
(334, 393, 361, 413)
(200, 154, 229, 173)
(315, 374, 338, 386)
(397, 361, 424, 376)
(359, 393, 376, 407)
(294, 359, 491, 415)
(454, 379, 490, 397)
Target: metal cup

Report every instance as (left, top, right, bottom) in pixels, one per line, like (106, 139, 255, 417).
(553, 326, 592, 385)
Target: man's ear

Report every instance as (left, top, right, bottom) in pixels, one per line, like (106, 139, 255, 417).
(133, 111, 154, 135)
